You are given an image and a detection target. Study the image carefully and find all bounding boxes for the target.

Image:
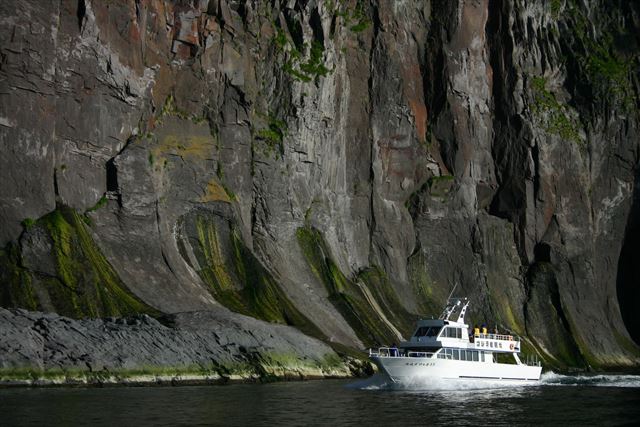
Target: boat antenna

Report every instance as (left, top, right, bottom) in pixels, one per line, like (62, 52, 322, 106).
(446, 282, 458, 301)
(440, 283, 461, 320)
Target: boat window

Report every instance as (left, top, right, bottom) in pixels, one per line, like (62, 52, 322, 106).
(427, 327, 441, 337)
(453, 349, 459, 360)
(442, 327, 462, 338)
(414, 327, 443, 337)
(460, 350, 466, 361)
(473, 351, 479, 362)
(414, 327, 429, 337)
(481, 351, 485, 362)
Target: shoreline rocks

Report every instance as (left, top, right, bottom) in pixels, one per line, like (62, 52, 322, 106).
(0, 308, 372, 387)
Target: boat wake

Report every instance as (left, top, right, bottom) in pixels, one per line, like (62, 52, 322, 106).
(348, 372, 640, 391)
(539, 371, 640, 388)
(347, 373, 537, 391)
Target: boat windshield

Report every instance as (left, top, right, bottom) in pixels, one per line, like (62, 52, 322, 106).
(414, 326, 442, 337)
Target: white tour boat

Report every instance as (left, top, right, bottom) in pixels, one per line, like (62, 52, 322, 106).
(369, 297, 542, 384)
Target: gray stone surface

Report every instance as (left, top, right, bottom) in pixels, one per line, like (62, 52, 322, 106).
(0, 307, 353, 380)
(1, 0, 639, 370)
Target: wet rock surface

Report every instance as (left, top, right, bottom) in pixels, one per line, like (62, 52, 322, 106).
(1, 0, 639, 372)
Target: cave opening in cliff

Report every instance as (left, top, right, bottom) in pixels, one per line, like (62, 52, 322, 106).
(616, 174, 640, 345)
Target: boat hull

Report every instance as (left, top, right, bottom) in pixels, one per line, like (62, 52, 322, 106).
(371, 356, 542, 384)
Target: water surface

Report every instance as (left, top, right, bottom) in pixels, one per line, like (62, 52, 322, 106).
(1, 373, 639, 426)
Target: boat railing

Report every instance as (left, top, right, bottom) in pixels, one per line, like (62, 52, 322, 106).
(407, 351, 435, 358)
(369, 347, 398, 358)
(523, 353, 542, 367)
(475, 333, 519, 342)
(368, 347, 434, 358)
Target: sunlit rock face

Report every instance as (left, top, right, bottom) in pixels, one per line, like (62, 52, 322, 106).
(1, 0, 639, 370)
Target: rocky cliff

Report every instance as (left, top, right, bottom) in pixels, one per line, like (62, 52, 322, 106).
(1, 0, 639, 378)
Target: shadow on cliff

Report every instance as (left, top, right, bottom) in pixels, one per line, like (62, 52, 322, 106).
(616, 169, 640, 346)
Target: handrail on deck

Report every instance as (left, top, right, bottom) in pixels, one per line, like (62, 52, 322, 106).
(474, 333, 519, 341)
(368, 347, 434, 358)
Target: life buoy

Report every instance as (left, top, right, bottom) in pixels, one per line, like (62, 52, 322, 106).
(509, 343, 514, 350)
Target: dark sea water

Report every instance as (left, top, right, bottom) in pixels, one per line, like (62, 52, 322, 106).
(1, 372, 639, 426)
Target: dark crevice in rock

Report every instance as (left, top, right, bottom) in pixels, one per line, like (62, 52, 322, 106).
(366, 1, 381, 261)
(283, 9, 304, 52)
(532, 143, 541, 202)
(230, 0, 248, 21)
(533, 242, 551, 263)
(424, 5, 454, 174)
(485, 0, 530, 265)
(76, 0, 86, 32)
(106, 159, 118, 193)
(134, 0, 142, 24)
(53, 168, 59, 198)
(616, 170, 640, 345)
(308, 7, 324, 45)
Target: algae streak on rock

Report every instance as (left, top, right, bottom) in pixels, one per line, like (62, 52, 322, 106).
(1, 0, 640, 382)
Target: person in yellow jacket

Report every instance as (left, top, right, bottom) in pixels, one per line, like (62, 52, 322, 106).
(474, 325, 480, 336)
(481, 324, 488, 335)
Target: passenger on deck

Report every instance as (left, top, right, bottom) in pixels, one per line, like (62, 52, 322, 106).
(474, 325, 480, 337)
(481, 324, 488, 335)
(493, 326, 499, 335)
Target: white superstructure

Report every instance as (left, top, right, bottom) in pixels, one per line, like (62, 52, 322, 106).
(369, 297, 542, 384)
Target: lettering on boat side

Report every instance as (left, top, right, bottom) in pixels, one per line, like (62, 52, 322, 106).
(405, 362, 435, 366)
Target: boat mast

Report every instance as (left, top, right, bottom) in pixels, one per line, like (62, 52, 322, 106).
(440, 283, 459, 320)
(456, 298, 470, 323)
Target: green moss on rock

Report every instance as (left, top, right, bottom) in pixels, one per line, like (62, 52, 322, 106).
(357, 266, 417, 337)
(0, 245, 38, 311)
(296, 226, 409, 346)
(530, 76, 582, 145)
(188, 214, 325, 341)
(566, 3, 637, 109)
(1, 207, 159, 319)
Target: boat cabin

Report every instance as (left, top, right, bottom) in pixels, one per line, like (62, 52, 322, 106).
(397, 297, 521, 355)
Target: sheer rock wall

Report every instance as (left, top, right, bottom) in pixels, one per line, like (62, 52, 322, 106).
(1, 0, 639, 370)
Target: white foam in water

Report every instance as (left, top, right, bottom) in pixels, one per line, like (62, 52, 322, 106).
(349, 372, 640, 391)
(348, 374, 538, 392)
(540, 371, 640, 388)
